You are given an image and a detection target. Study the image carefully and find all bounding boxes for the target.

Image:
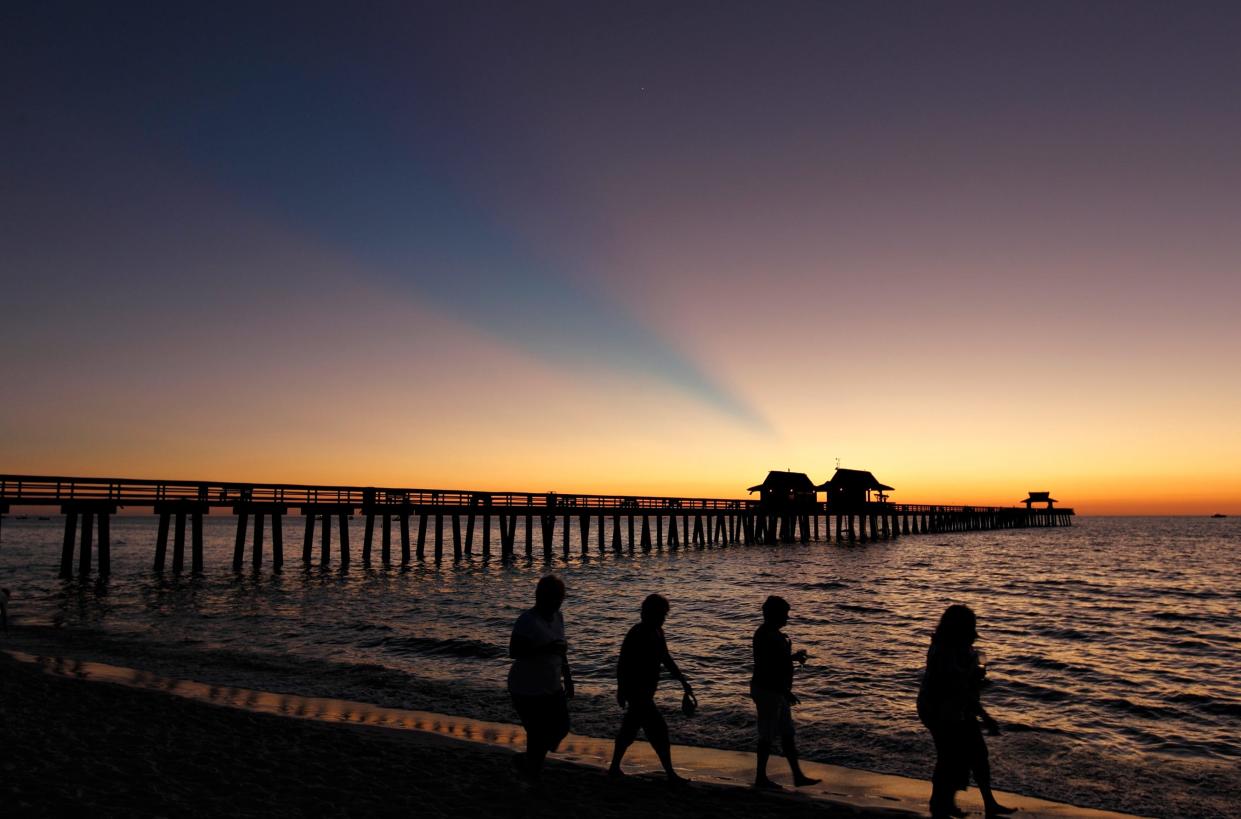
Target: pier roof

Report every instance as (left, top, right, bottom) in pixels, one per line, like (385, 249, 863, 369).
(747, 471, 816, 493)
(1022, 492, 1058, 503)
(815, 468, 893, 492)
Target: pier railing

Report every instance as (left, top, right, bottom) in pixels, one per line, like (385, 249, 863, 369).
(0, 474, 1069, 516)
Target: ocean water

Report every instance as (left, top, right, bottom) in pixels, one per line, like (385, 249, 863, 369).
(1, 515, 1238, 817)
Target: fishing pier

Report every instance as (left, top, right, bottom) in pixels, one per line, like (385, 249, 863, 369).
(0, 470, 1073, 577)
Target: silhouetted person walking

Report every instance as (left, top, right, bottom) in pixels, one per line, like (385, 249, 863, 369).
(751, 595, 819, 790)
(507, 575, 574, 784)
(918, 604, 1015, 818)
(608, 593, 694, 782)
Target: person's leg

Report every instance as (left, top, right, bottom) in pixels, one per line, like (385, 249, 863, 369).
(772, 697, 818, 786)
(781, 734, 820, 786)
(926, 722, 962, 818)
(754, 695, 780, 788)
(640, 702, 683, 781)
(511, 695, 544, 780)
(523, 694, 569, 780)
(967, 721, 1014, 816)
(609, 702, 643, 775)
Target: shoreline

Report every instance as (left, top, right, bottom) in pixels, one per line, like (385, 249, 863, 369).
(4, 647, 1143, 819)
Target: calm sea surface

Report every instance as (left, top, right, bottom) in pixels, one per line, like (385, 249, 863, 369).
(2, 515, 1238, 817)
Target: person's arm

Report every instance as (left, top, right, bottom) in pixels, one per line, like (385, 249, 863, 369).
(661, 641, 691, 691)
(562, 654, 575, 699)
(971, 668, 999, 733)
(781, 636, 800, 703)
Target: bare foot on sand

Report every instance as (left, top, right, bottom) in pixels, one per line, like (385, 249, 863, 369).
(753, 777, 784, 791)
(793, 774, 820, 787)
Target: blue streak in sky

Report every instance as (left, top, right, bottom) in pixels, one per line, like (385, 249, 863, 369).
(156, 46, 766, 428)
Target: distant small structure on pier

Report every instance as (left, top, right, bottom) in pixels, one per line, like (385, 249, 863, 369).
(817, 468, 894, 511)
(1021, 491, 1057, 509)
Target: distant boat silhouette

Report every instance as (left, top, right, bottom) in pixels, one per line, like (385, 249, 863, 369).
(1210, 513, 1227, 518)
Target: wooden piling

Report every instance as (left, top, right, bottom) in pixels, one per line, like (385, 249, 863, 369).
(302, 513, 314, 564)
(253, 512, 265, 569)
(543, 516, 558, 560)
(338, 512, 349, 566)
(417, 512, 428, 560)
(452, 514, 462, 560)
(60, 509, 77, 577)
(496, 515, 508, 558)
(363, 512, 375, 565)
(154, 511, 170, 572)
(579, 514, 590, 555)
(173, 509, 187, 573)
(234, 510, 249, 571)
(321, 512, 330, 566)
(400, 511, 410, 564)
(270, 511, 282, 572)
(79, 511, 93, 576)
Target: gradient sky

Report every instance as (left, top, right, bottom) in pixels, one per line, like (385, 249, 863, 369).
(3, 2, 1240, 513)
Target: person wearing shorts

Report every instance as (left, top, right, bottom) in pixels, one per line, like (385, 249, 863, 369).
(607, 593, 694, 782)
(507, 575, 574, 783)
(751, 595, 819, 790)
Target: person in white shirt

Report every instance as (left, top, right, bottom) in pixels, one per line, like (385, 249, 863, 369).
(507, 575, 574, 782)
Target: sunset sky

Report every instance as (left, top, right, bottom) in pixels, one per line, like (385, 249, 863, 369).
(3, 2, 1240, 514)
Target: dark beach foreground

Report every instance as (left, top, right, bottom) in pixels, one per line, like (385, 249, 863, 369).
(0, 652, 868, 819)
(1, 648, 1143, 819)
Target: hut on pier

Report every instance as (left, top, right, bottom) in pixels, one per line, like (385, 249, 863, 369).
(1021, 491, 1057, 509)
(817, 468, 893, 512)
(747, 471, 818, 514)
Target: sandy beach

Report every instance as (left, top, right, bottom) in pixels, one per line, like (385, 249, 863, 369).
(1, 644, 1145, 819)
(1, 650, 880, 819)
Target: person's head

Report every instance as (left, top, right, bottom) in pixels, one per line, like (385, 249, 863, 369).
(761, 595, 790, 627)
(933, 604, 978, 647)
(640, 593, 670, 627)
(534, 575, 566, 614)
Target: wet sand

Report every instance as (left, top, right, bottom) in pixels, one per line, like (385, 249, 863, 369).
(2, 650, 1142, 819)
(0, 651, 869, 819)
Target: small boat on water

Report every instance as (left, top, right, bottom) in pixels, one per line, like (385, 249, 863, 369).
(1210, 513, 1227, 518)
